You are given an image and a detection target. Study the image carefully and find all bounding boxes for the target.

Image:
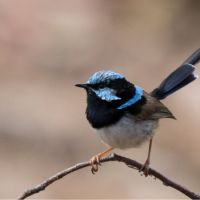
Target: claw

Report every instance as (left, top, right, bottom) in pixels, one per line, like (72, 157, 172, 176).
(139, 160, 150, 177)
(90, 155, 101, 174)
(91, 164, 98, 174)
(89, 147, 114, 174)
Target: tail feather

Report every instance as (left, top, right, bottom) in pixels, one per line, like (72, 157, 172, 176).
(182, 48, 200, 65)
(151, 49, 199, 100)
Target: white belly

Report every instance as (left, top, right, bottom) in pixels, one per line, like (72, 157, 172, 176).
(96, 115, 158, 149)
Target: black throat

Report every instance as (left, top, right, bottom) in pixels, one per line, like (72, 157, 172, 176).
(86, 92, 123, 129)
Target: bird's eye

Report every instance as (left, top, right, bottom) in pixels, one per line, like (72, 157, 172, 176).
(117, 88, 126, 96)
(98, 84, 104, 89)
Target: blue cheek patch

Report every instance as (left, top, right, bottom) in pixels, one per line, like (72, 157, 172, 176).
(117, 86, 143, 110)
(93, 88, 121, 102)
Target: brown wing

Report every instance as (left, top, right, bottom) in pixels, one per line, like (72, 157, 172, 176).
(134, 91, 176, 121)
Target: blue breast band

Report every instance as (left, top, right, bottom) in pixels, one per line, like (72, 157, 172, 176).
(117, 85, 143, 110)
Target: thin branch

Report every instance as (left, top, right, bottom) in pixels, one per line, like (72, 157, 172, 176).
(18, 153, 200, 200)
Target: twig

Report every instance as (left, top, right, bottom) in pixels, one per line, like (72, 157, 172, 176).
(18, 153, 200, 200)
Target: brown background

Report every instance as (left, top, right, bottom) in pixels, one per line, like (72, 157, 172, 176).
(0, 0, 200, 198)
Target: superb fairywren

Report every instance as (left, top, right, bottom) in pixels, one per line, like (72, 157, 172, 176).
(76, 49, 199, 175)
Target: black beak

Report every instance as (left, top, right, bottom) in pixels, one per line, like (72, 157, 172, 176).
(75, 83, 90, 89)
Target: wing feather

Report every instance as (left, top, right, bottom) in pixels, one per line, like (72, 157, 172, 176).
(134, 92, 175, 121)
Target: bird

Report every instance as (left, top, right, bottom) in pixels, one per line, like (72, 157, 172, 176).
(75, 49, 200, 175)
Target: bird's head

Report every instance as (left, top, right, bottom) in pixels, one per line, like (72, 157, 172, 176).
(76, 71, 130, 102)
(75, 70, 143, 109)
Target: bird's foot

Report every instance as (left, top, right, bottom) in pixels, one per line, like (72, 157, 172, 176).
(139, 160, 150, 177)
(90, 154, 101, 174)
(89, 147, 114, 174)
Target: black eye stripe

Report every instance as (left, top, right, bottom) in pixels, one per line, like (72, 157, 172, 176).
(91, 82, 107, 89)
(90, 78, 131, 93)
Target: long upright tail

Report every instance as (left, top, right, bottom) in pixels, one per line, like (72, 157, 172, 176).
(151, 49, 200, 100)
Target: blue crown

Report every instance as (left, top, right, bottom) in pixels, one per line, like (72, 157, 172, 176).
(87, 70, 124, 85)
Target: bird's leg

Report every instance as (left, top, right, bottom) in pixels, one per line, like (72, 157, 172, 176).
(90, 147, 114, 174)
(140, 138, 153, 176)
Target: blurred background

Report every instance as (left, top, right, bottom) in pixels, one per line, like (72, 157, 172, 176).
(0, 0, 200, 198)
